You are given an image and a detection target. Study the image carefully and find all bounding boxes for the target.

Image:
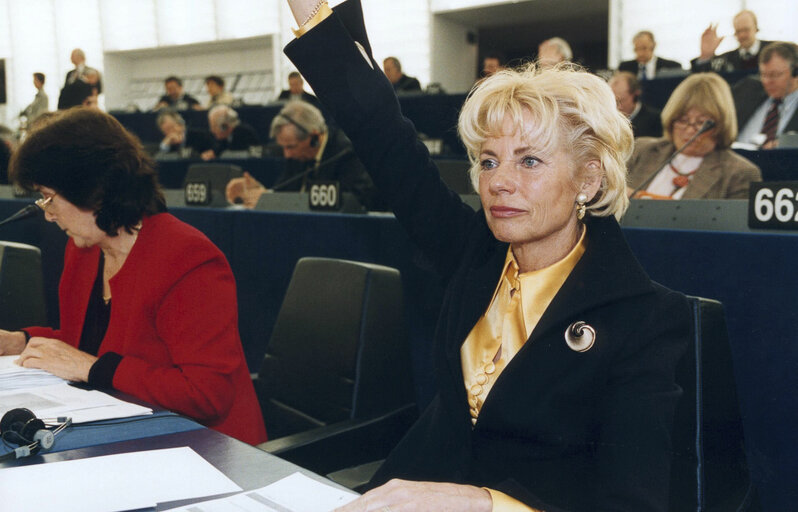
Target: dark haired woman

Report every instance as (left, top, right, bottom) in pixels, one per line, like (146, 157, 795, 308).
(0, 108, 266, 445)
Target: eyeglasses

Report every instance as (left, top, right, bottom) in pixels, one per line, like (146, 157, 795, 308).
(673, 118, 714, 131)
(761, 70, 788, 81)
(34, 193, 56, 211)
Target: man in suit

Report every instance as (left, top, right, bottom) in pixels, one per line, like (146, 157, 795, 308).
(735, 42, 798, 148)
(691, 10, 773, 72)
(225, 101, 379, 210)
(154, 76, 202, 111)
(276, 71, 319, 105)
(618, 31, 682, 79)
(156, 111, 215, 156)
(63, 49, 101, 94)
(383, 57, 421, 93)
(609, 71, 662, 137)
(203, 105, 260, 160)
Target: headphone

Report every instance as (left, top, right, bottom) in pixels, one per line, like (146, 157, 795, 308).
(278, 113, 319, 147)
(0, 408, 71, 461)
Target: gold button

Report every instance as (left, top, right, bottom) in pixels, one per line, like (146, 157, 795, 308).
(476, 373, 488, 385)
(484, 362, 496, 374)
(470, 384, 483, 396)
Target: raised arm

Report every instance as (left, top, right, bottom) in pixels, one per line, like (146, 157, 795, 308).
(284, 0, 480, 278)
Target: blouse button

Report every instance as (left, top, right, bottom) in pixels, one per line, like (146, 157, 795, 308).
(476, 373, 487, 385)
(484, 362, 496, 374)
(470, 384, 483, 396)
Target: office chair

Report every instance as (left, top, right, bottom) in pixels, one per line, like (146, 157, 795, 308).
(670, 296, 754, 511)
(0, 241, 47, 330)
(255, 257, 417, 476)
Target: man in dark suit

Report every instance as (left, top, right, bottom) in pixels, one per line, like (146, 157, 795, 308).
(155, 111, 215, 156)
(63, 48, 102, 94)
(618, 31, 682, 79)
(383, 57, 421, 93)
(691, 10, 773, 72)
(734, 42, 798, 148)
(204, 105, 260, 159)
(276, 71, 319, 105)
(225, 101, 379, 210)
(609, 72, 662, 138)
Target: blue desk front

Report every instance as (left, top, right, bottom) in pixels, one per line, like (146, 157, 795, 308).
(0, 199, 795, 511)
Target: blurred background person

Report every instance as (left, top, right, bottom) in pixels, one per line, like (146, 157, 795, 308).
(383, 57, 421, 93)
(225, 101, 378, 210)
(618, 30, 682, 79)
(156, 110, 215, 156)
(609, 71, 662, 137)
(0, 108, 267, 445)
(154, 76, 201, 111)
(203, 105, 259, 159)
(276, 71, 318, 105)
(63, 48, 102, 94)
(205, 75, 234, 108)
(734, 42, 798, 149)
(537, 37, 572, 68)
(20, 72, 49, 123)
(691, 10, 773, 72)
(481, 53, 504, 78)
(627, 73, 760, 199)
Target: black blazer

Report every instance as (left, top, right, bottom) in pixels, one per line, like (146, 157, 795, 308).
(733, 76, 798, 136)
(618, 57, 682, 76)
(285, 2, 690, 510)
(276, 89, 319, 107)
(691, 41, 774, 72)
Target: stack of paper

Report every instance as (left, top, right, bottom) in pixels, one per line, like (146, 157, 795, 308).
(0, 355, 67, 390)
(0, 382, 152, 423)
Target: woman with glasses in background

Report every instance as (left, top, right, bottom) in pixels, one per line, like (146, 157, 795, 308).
(627, 72, 761, 199)
(0, 108, 266, 445)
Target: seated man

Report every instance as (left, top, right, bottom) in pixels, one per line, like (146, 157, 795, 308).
(276, 71, 319, 105)
(734, 42, 798, 148)
(154, 76, 202, 111)
(618, 30, 682, 79)
(691, 10, 773, 72)
(383, 57, 421, 93)
(609, 71, 662, 138)
(202, 105, 260, 159)
(225, 101, 380, 210)
(156, 111, 215, 156)
(205, 75, 235, 108)
(538, 37, 572, 68)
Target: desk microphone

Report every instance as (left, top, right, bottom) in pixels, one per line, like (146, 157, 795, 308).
(629, 119, 716, 197)
(0, 204, 40, 229)
(270, 148, 354, 191)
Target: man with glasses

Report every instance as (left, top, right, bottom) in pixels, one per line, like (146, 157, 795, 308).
(734, 42, 798, 149)
(691, 10, 773, 73)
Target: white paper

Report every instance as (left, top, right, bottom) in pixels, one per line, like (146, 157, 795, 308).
(0, 354, 68, 390)
(165, 472, 359, 512)
(0, 447, 242, 512)
(0, 382, 152, 423)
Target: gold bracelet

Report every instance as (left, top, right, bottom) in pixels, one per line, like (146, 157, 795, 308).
(293, 1, 332, 38)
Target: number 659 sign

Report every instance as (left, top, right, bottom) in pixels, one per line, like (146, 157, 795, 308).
(749, 182, 798, 229)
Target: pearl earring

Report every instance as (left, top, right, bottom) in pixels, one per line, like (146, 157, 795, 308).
(576, 193, 588, 220)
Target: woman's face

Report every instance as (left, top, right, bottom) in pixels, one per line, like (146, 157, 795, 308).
(671, 107, 717, 157)
(37, 186, 105, 248)
(477, 114, 594, 259)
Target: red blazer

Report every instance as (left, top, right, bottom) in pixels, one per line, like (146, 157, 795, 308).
(26, 213, 267, 445)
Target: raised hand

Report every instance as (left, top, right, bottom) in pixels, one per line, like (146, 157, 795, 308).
(700, 24, 724, 60)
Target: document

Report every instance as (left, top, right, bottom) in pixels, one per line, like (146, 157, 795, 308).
(0, 447, 242, 512)
(0, 382, 152, 423)
(0, 354, 67, 390)
(164, 472, 359, 512)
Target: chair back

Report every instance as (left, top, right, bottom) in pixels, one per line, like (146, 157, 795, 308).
(256, 257, 413, 439)
(0, 241, 47, 329)
(670, 296, 752, 511)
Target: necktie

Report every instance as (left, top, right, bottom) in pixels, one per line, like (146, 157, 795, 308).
(639, 64, 648, 80)
(762, 99, 782, 144)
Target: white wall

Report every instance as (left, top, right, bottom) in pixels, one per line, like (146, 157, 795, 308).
(431, 16, 479, 93)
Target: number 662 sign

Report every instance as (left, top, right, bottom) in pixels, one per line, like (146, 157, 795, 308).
(749, 182, 798, 229)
